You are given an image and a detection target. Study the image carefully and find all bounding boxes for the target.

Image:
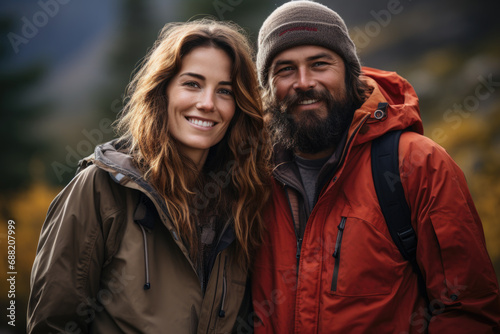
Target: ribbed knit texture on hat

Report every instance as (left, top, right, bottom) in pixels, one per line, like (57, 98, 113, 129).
(257, 0, 361, 88)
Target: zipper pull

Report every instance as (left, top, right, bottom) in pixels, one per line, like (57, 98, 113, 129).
(296, 238, 303, 260)
(333, 217, 347, 258)
(331, 217, 347, 292)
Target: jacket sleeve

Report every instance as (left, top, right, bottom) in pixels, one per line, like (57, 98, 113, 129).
(27, 166, 122, 333)
(400, 132, 500, 333)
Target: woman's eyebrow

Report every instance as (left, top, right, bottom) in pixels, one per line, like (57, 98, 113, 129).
(179, 72, 205, 80)
(180, 72, 232, 86)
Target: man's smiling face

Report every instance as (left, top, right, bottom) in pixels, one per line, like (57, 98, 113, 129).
(267, 45, 355, 156)
(269, 44, 347, 122)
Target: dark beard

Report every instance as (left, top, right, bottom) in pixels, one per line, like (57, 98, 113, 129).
(267, 88, 356, 154)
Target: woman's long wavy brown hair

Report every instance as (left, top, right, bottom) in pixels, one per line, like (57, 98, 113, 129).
(115, 19, 271, 265)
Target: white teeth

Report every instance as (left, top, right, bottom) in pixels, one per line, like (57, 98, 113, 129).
(298, 99, 318, 105)
(187, 118, 215, 128)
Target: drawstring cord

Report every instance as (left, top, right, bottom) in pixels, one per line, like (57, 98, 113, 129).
(218, 256, 228, 317)
(138, 224, 151, 290)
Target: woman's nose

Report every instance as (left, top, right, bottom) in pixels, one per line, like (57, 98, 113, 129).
(196, 91, 215, 112)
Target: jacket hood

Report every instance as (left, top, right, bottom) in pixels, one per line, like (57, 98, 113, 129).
(79, 140, 141, 178)
(350, 67, 424, 146)
(78, 140, 169, 214)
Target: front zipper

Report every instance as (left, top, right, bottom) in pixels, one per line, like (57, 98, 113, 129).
(331, 217, 347, 292)
(205, 255, 222, 333)
(283, 185, 302, 272)
(296, 237, 303, 272)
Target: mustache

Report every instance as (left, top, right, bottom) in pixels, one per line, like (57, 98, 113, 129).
(278, 89, 333, 112)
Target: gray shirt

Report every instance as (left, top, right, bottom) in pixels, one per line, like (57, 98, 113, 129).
(294, 154, 331, 211)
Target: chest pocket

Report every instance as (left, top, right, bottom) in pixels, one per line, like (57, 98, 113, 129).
(328, 216, 402, 297)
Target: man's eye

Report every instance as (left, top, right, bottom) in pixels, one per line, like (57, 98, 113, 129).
(312, 62, 327, 67)
(276, 66, 293, 74)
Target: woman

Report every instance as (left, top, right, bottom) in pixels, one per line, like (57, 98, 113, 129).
(28, 19, 270, 333)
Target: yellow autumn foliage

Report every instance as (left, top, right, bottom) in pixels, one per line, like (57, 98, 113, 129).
(428, 107, 500, 275)
(0, 181, 62, 328)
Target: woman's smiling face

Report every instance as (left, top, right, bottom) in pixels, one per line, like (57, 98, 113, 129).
(166, 46, 235, 167)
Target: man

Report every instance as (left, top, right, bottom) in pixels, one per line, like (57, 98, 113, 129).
(251, 1, 500, 333)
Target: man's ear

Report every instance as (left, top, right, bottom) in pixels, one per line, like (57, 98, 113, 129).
(263, 112, 272, 124)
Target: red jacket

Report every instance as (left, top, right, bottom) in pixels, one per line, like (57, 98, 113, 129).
(252, 68, 500, 333)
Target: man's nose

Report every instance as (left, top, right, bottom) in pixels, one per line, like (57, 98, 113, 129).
(293, 68, 316, 92)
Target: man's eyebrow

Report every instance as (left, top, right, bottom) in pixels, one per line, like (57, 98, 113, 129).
(306, 53, 335, 61)
(272, 59, 294, 68)
(273, 52, 335, 67)
(179, 72, 232, 86)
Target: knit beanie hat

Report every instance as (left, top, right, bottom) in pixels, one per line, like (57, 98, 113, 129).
(257, 0, 361, 88)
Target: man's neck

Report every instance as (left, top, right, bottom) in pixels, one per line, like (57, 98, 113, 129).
(294, 147, 335, 160)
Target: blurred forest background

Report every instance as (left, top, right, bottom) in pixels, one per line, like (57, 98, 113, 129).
(1, 0, 499, 331)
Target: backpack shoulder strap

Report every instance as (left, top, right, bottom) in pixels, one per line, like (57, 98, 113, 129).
(371, 129, 430, 305)
(371, 130, 415, 259)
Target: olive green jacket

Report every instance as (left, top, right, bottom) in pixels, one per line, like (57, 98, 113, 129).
(28, 141, 252, 333)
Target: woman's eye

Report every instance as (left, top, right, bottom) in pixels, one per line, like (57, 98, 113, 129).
(183, 81, 200, 88)
(218, 88, 234, 96)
